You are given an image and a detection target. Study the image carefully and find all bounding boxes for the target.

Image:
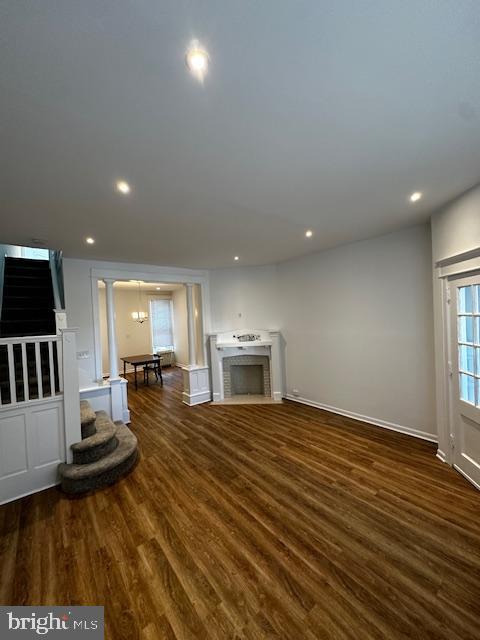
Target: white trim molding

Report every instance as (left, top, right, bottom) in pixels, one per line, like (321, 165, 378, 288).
(454, 464, 480, 492)
(181, 365, 211, 406)
(285, 394, 438, 443)
(434, 247, 480, 467)
(436, 449, 447, 463)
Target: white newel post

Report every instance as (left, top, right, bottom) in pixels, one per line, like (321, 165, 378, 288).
(61, 328, 82, 463)
(103, 278, 124, 421)
(54, 309, 68, 335)
(181, 283, 211, 406)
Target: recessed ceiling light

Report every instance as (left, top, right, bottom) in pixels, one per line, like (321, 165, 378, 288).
(234, 256, 239, 261)
(409, 191, 422, 203)
(85, 237, 95, 245)
(185, 40, 209, 80)
(156, 287, 161, 290)
(305, 230, 313, 238)
(116, 180, 131, 195)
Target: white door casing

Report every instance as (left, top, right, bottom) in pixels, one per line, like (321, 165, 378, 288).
(449, 273, 480, 490)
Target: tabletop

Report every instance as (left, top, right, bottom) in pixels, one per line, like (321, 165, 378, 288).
(120, 354, 161, 365)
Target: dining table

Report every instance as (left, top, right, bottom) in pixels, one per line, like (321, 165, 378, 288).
(120, 353, 163, 390)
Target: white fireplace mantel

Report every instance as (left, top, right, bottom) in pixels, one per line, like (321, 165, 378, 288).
(209, 330, 284, 403)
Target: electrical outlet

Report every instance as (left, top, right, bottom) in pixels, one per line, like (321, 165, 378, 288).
(292, 388, 300, 396)
(76, 351, 90, 360)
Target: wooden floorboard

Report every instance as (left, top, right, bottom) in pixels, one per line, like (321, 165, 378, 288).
(1, 367, 480, 639)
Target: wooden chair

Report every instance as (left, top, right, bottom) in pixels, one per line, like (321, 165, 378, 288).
(143, 356, 163, 386)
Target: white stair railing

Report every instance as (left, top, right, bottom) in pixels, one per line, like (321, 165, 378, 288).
(0, 335, 62, 407)
(0, 329, 81, 467)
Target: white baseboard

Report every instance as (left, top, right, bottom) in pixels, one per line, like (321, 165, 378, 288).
(0, 481, 58, 506)
(284, 394, 438, 443)
(436, 449, 447, 463)
(454, 464, 480, 491)
(182, 390, 211, 406)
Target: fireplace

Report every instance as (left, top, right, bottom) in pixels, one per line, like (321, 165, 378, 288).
(223, 355, 271, 398)
(209, 330, 283, 404)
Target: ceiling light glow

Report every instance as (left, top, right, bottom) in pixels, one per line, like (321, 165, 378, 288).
(86, 237, 95, 245)
(116, 180, 131, 195)
(186, 40, 209, 80)
(234, 256, 239, 261)
(409, 191, 422, 203)
(305, 230, 313, 238)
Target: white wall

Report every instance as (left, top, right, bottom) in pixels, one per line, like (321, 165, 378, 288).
(208, 227, 435, 438)
(431, 183, 480, 263)
(277, 225, 435, 438)
(209, 265, 280, 332)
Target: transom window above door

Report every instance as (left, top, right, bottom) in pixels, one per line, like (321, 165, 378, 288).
(457, 284, 480, 406)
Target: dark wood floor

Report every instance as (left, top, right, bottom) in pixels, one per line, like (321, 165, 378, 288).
(1, 368, 480, 639)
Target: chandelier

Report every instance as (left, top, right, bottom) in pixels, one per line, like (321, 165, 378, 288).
(131, 281, 149, 324)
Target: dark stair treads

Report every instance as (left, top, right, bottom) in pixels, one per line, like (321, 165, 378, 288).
(59, 423, 138, 495)
(72, 411, 118, 464)
(0, 256, 56, 338)
(80, 400, 97, 438)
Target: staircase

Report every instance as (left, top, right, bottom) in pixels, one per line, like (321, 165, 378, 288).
(59, 400, 139, 494)
(0, 257, 56, 337)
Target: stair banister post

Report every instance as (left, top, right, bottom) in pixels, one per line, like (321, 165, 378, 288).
(61, 328, 81, 464)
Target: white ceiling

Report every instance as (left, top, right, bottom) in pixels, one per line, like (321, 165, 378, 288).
(1, 1, 479, 268)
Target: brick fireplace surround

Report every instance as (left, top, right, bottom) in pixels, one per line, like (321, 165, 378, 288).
(222, 355, 271, 399)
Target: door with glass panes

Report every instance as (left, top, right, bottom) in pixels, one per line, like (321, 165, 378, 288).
(450, 274, 480, 489)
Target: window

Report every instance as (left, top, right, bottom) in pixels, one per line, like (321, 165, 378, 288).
(150, 299, 174, 352)
(457, 284, 480, 407)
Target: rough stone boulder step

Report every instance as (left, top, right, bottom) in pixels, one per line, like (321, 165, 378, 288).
(59, 424, 138, 495)
(72, 411, 118, 464)
(80, 400, 96, 438)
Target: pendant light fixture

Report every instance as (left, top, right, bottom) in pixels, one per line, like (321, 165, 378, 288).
(131, 281, 148, 323)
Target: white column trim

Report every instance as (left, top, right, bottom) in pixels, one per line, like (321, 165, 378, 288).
(185, 283, 197, 367)
(103, 278, 119, 379)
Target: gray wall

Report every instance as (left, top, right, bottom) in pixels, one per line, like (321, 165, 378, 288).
(210, 224, 436, 438)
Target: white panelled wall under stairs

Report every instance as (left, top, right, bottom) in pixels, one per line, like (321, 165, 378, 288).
(0, 328, 82, 504)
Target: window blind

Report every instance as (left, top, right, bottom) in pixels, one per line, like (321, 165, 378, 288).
(150, 299, 174, 352)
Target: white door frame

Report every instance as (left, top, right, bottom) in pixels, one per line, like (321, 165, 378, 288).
(435, 247, 480, 473)
(448, 272, 480, 490)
